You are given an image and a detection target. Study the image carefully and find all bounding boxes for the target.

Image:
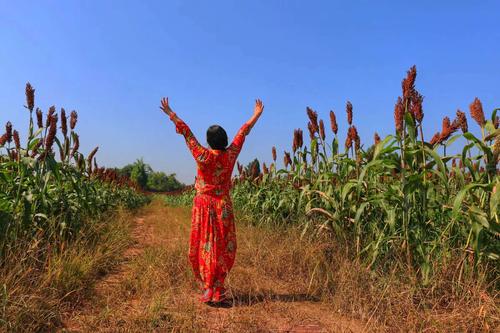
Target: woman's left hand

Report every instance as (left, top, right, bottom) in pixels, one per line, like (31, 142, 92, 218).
(160, 97, 174, 118)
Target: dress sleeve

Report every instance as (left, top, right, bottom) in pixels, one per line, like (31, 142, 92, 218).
(228, 123, 250, 156)
(171, 114, 209, 163)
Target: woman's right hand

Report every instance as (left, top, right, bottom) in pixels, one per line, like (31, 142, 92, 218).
(254, 99, 264, 117)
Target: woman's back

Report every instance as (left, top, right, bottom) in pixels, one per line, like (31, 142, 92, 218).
(194, 148, 239, 197)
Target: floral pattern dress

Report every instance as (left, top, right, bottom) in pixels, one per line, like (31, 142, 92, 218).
(171, 114, 249, 301)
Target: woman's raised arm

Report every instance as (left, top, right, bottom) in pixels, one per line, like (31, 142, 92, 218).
(229, 99, 264, 153)
(160, 97, 208, 162)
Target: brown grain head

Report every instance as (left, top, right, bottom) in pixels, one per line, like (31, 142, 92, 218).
(329, 110, 338, 135)
(70, 110, 78, 130)
(25, 82, 35, 112)
(306, 107, 319, 132)
(36, 108, 43, 128)
(346, 101, 353, 125)
(5, 121, 12, 143)
(13, 130, 20, 150)
(455, 109, 468, 133)
(60, 108, 68, 137)
(319, 119, 326, 141)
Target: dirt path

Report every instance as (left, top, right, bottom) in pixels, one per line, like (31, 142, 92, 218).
(60, 200, 366, 333)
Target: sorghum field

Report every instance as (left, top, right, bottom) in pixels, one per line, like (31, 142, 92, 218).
(0, 84, 148, 331)
(1, 66, 499, 332)
(165, 66, 500, 331)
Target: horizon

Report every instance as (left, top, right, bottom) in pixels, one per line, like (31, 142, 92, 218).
(1, 1, 499, 183)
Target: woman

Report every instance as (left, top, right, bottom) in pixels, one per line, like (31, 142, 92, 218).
(160, 97, 264, 304)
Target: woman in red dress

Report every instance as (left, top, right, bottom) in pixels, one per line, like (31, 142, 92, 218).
(160, 97, 264, 304)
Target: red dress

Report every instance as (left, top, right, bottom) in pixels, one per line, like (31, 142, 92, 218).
(172, 115, 249, 301)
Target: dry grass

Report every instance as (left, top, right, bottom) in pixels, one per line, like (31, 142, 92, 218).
(0, 207, 136, 332)
(58, 198, 499, 332)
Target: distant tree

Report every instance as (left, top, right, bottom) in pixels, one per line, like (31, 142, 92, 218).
(117, 163, 134, 178)
(147, 171, 184, 192)
(116, 159, 184, 192)
(130, 158, 151, 189)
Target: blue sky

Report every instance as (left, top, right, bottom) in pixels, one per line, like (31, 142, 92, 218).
(1, 1, 499, 183)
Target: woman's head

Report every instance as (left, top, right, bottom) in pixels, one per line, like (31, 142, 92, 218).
(207, 125, 228, 150)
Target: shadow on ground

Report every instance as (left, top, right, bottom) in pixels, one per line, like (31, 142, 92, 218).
(215, 291, 320, 308)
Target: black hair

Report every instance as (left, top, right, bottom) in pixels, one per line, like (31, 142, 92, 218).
(206, 125, 228, 150)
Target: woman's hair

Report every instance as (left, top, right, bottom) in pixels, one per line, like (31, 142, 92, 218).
(206, 125, 228, 150)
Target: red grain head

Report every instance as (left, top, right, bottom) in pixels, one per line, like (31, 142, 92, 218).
(402, 65, 417, 99)
(329, 110, 338, 135)
(319, 119, 326, 141)
(394, 97, 404, 134)
(272, 146, 277, 161)
(469, 97, 485, 128)
(411, 91, 424, 123)
(345, 127, 353, 150)
(13, 130, 20, 150)
(430, 132, 440, 146)
(374, 132, 381, 145)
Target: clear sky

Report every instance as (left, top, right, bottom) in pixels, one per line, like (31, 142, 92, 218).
(1, 1, 499, 183)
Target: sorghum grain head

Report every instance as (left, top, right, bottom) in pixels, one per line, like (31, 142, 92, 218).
(262, 162, 269, 174)
(402, 65, 417, 99)
(306, 107, 319, 133)
(319, 120, 326, 141)
(60, 108, 68, 137)
(36, 108, 43, 128)
(272, 146, 277, 161)
(13, 130, 20, 150)
(374, 132, 381, 145)
(70, 110, 78, 130)
(430, 132, 440, 146)
(394, 97, 404, 134)
(469, 97, 485, 128)
(46, 106, 56, 127)
(307, 122, 315, 140)
(329, 110, 338, 135)
(411, 91, 424, 123)
(455, 109, 468, 133)
(345, 127, 353, 150)
(439, 116, 457, 143)
(5, 122, 12, 143)
(44, 114, 58, 153)
(297, 129, 303, 148)
(0, 133, 7, 146)
(25, 82, 35, 111)
(346, 101, 353, 125)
